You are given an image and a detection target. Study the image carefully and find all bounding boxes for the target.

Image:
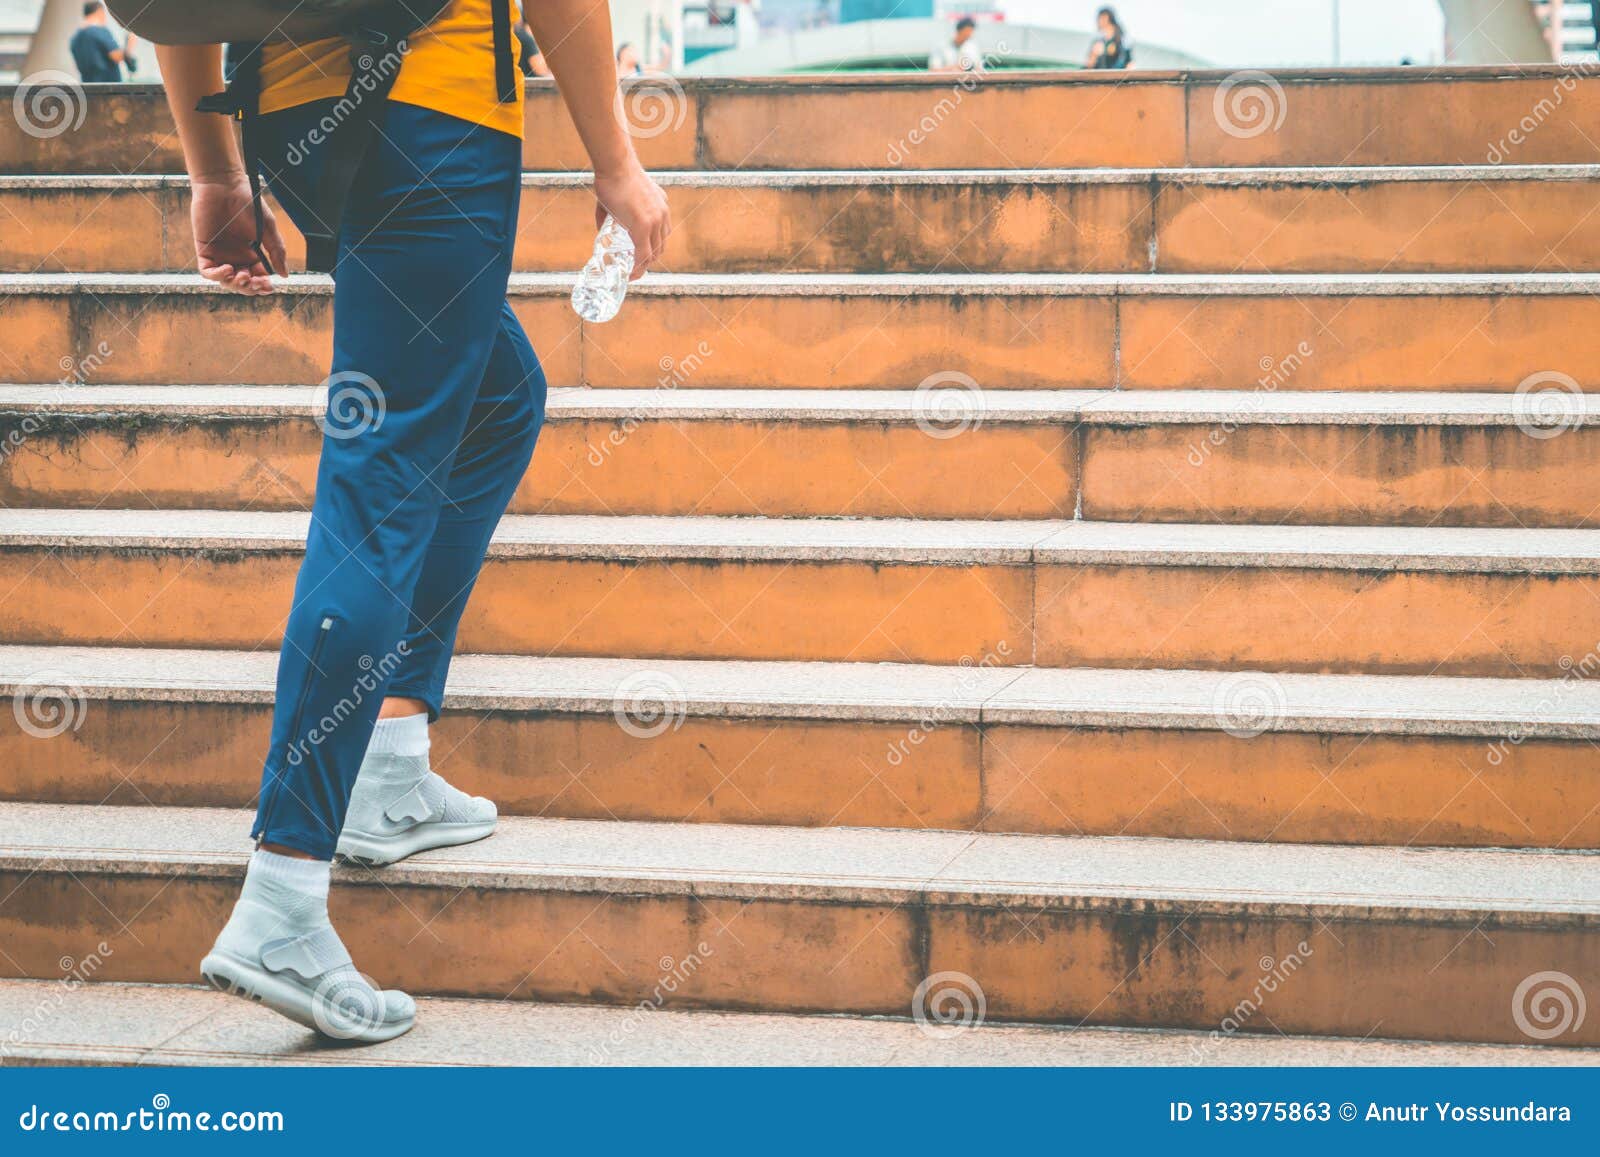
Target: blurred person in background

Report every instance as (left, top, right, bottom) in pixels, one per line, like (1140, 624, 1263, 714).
(1086, 5, 1132, 69)
(617, 40, 669, 76)
(70, 1, 137, 82)
(930, 16, 984, 73)
(517, 19, 550, 77)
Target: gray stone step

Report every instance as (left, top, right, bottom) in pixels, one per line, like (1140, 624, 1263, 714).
(8, 385, 1600, 526)
(10, 165, 1600, 275)
(10, 383, 1600, 424)
(1, 979, 1592, 1067)
(6, 645, 1598, 848)
(5, 508, 1599, 572)
(8, 644, 1598, 737)
(0, 804, 1595, 1045)
(5, 511, 1600, 676)
(7, 270, 1597, 392)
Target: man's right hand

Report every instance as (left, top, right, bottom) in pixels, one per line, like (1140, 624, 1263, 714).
(592, 160, 671, 280)
(191, 174, 288, 295)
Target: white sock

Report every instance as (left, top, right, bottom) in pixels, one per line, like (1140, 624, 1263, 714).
(367, 712, 429, 758)
(245, 848, 331, 904)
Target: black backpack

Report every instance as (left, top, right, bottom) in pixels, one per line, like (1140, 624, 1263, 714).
(104, 0, 518, 273)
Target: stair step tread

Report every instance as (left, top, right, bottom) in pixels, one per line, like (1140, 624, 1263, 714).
(3, 803, 1596, 922)
(8, 384, 1599, 426)
(8, 509, 1600, 571)
(11, 164, 1600, 190)
(4, 644, 1600, 737)
(12, 271, 1600, 296)
(1, 979, 1590, 1067)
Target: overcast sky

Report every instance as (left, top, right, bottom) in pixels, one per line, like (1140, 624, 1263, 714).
(1002, 0, 1447, 66)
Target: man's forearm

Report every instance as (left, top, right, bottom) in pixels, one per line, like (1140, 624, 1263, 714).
(155, 43, 242, 181)
(520, 0, 636, 176)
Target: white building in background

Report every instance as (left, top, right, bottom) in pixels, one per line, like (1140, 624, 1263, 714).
(0, 0, 1568, 83)
(0, 0, 44, 81)
(625, 0, 1564, 69)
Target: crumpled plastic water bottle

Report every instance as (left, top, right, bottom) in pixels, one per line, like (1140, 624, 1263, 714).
(570, 215, 635, 323)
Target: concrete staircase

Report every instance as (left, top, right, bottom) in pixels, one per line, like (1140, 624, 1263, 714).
(1, 69, 1598, 1065)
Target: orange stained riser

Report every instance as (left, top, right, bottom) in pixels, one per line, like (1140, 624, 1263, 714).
(3, 545, 1599, 676)
(0, 862, 1592, 1046)
(1078, 422, 1600, 528)
(10, 407, 1600, 527)
(3, 696, 1597, 849)
(0, 180, 1153, 276)
(12, 175, 1600, 275)
(0, 412, 1078, 520)
(0, 547, 1034, 666)
(8, 71, 1600, 173)
(14, 282, 1600, 390)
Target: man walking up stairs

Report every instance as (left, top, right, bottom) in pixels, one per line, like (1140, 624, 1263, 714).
(0, 64, 1596, 1063)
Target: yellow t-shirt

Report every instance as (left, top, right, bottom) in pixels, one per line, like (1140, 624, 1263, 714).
(259, 0, 524, 138)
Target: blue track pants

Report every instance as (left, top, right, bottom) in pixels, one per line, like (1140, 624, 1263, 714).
(249, 99, 545, 859)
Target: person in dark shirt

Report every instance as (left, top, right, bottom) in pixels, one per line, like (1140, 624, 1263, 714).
(69, 2, 137, 83)
(1086, 5, 1132, 70)
(515, 19, 550, 77)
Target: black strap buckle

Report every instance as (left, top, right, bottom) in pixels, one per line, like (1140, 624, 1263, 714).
(195, 90, 244, 118)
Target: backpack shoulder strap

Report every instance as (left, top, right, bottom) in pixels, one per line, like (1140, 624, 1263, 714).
(195, 44, 275, 275)
(300, 24, 408, 272)
(492, 0, 517, 103)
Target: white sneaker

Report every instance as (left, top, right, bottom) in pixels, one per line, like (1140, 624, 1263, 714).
(200, 855, 415, 1043)
(336, 751, 498, 867)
